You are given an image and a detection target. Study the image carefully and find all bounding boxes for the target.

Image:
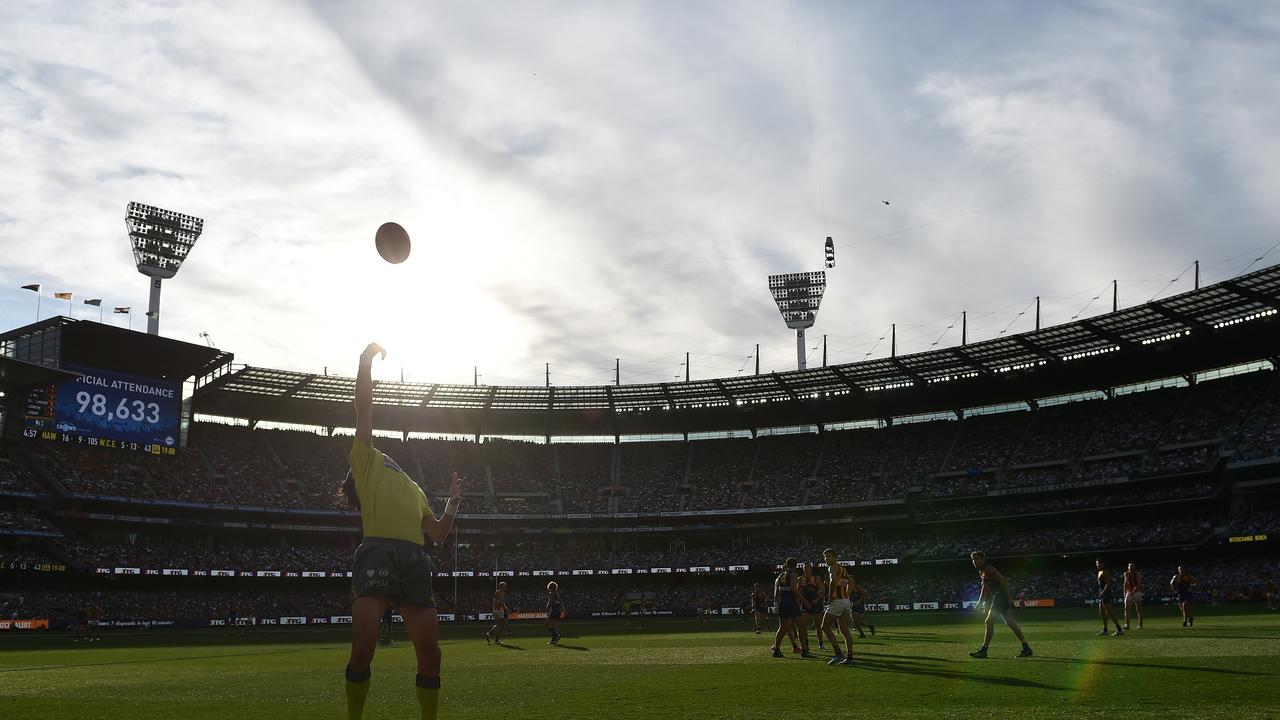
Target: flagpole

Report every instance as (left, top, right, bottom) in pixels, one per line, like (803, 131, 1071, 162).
(67, 295, 72, 316)
(99, 305, 104, 323)
(35, 294, 41, 322)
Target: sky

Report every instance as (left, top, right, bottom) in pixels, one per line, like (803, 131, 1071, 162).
(2, 0, 1279, 387)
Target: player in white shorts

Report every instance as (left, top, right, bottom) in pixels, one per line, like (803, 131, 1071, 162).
(1123, 562, 1144, 630)
(819, 548, 856, 666)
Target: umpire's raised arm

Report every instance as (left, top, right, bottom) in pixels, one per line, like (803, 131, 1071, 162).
(355, 342, 385, 446)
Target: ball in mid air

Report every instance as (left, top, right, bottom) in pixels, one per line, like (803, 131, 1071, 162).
(375, 222, 411, 264)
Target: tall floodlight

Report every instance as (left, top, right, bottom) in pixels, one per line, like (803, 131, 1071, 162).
(126, 202, 205, 336)
(768, 271, 827, 370)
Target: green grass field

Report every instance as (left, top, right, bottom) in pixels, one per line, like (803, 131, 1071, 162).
(3, 607, 1279, 719)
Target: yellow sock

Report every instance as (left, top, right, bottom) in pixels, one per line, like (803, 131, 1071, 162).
(415, 674, 440, 720)
(345, 666, 371, 720)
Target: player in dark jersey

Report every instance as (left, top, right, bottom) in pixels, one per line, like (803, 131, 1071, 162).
(73, 602, 89, 643)
(968, 551, 1032, 658)
(1122, 562, 1144, 630)
(771, 558, 811, 658)
(749, 583, 770, 634)
(1171, 566, 1199, 627)
(1095, 559, 1124, 636)
(1265, 577, 1277, 611)
(799, 562, 825, 650)
(486, 582, 509, 645)
(546, 581, 565, 644)
(847, 578, 876, 639)
(379, 602, 395, 646)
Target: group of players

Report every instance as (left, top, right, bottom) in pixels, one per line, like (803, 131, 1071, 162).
(744, 552, 1268, 663)
(483, 580, 566, 646)
(751, 549, 877, 666)
(1093, 559, 1214, 634)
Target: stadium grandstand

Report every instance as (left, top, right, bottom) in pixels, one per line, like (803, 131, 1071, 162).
(2, 264, 1280, 626)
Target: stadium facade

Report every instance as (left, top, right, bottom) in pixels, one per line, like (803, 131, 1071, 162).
(1, 265, 1278, 627)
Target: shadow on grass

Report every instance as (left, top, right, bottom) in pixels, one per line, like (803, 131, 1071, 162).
(553, 644, 589, 651)
(864, 651, 963, 664)
(1034, 656, 1275, 676)
(495, 643, 526, 651)
(854, 656, 1068, 690)
(0, 646, 347, 673)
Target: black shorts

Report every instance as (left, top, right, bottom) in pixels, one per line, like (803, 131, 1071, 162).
(990, 593, 1011, 616)
(1099, 593, 1116, 607)
(851, 602, 867, 615)
(778, 598, 802, 620)
(352, 537, 436, 608)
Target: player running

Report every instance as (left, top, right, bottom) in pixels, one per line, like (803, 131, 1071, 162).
(1122, 562, 1144, 630)
(799, 561, 825, 650)
(341, 342, 463, 720)
(819, 548, 857, 666)
(1265, 576, 1277, 611)
(1095, 559, 1124, 636)
(848, 577, 876, 639)
(968, 551, 1033, 659)
(546, 581, 565, 644)
(1171, 566, 1199, 627)
(749, 583, 770, 634)
(485, 582, 509, 645)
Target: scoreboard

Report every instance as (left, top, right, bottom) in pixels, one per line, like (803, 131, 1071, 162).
(24, 364, 181, 454)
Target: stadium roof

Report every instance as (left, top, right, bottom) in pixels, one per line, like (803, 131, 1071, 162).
(0, 356, 78, 395)
(0, 317, 233, 382)
(193, 263, 1280, 436)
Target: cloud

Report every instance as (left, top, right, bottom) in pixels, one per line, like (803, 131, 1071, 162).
(2, 0, 1278, 386)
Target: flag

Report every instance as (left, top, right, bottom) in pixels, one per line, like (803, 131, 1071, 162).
(84, 299, 102, 307)
(21, 284, 40, 292)
(54, 292, 73, 300)
(114, 307, 131, 314)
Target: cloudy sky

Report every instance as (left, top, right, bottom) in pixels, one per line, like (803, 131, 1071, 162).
(2, 0, 1278, 386)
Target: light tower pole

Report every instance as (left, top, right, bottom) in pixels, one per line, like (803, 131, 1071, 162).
(767, 271, 827, 370)
(126, 202, 205, 336)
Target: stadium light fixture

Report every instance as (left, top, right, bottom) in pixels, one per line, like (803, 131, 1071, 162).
(768, 271, 827, 370)
(126, 202, 205, 336)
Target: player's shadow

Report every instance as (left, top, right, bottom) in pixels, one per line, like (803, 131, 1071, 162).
(1185, 634, 1280, 640)
(1035, 656, 1273, 676)
(854, 657, 1068, 690)
(865, 651, 963, 664)
(495, 643, 526, 651)
(553, 643, 589, 651)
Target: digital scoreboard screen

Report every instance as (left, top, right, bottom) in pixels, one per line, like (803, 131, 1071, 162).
(24, 364, 181, 454)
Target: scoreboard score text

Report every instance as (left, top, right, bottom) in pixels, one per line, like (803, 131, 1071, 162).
(24, 364, 181, 454)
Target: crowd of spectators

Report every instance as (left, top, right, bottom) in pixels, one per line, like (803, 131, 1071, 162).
(0, 511, 61, 534)
(8, 555, 1275, 622)
(1232, 395, 1280, 463)
(918, 517, 1216, 559)
(8, 368, 1279, 515)
(61, 538, 353, 572)
(920, 481, 1219, 520)
(0, 460, 38, 493)
(615, 440, 685, 513)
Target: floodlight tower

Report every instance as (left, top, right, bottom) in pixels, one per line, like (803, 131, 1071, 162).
(126, 202, 205, 336)
(768, 271, 827, 370)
